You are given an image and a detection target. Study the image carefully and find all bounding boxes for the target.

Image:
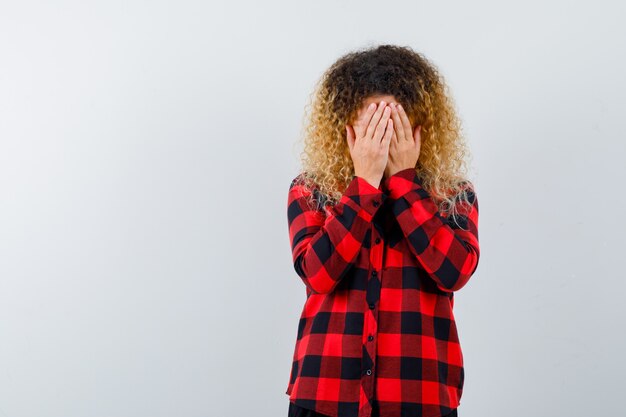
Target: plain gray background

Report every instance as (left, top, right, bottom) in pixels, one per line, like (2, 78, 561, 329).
(1, 1, 625, 416)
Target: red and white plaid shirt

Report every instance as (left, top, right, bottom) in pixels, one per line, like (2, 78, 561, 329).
(285, 167, 480, 417)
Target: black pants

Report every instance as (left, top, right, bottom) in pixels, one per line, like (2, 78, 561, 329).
(288, 400, 458, 417)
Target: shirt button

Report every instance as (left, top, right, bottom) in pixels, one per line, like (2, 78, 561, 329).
(373, 200, 380, 207)
(366, 369, 372, 375)
(375, 238, 381, 244)
(369, 303, 375, 309)
(368, 335, 374, 341)
(372, 270, 377, 276)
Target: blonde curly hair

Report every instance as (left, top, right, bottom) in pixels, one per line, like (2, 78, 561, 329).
(292, 44, 476, 224)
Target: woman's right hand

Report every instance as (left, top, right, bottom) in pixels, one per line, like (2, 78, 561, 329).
(345, 100, 394, 188)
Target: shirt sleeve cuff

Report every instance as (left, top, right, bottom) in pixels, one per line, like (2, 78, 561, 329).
(383, 168, 424, 199)
(341, 175, 387, 220)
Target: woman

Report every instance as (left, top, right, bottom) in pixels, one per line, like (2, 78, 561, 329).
(285, 44, 480, 417)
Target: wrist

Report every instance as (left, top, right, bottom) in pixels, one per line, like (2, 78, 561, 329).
(360, 176, 381, 189)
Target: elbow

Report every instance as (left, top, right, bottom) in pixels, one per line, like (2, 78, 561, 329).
(296, 274, 337, 295)
(305, 280, 335, 295)
(434, 249, 480, 293)
(293, 255, 338, 295)
(434, 271, 474, 293)
(439, 274, 472, 293)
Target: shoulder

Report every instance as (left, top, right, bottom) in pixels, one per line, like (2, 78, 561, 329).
(289, 172, 310, 190)
(288, 172, 331, 212)
(289, 172, 317, 195)
(452, 179, 477, 202)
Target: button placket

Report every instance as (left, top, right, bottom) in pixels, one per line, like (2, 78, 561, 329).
(360, 222, 386, 414)
(363, 226, 383, 406)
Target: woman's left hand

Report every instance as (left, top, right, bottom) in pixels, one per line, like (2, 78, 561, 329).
(384, 102, 422, 178)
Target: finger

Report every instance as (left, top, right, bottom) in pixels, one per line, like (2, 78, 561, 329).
(365, 101, 388, 140)
(372, 105, 391, 144)
(397, 104, 414, 141)
(355, 102, 377, 138)
(381, 118, 394, 148)
(390, 103, 405, 141)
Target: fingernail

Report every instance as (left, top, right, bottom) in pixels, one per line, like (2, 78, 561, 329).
(398, 104, 403, 110)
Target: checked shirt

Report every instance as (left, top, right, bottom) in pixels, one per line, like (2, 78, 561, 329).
(285, 167, 480, 417)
